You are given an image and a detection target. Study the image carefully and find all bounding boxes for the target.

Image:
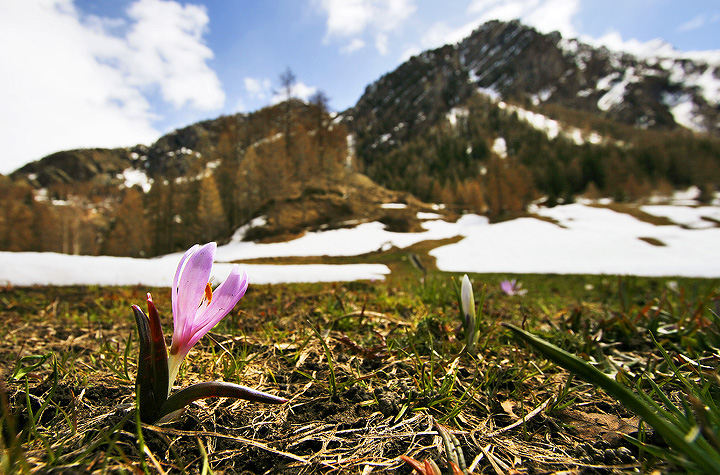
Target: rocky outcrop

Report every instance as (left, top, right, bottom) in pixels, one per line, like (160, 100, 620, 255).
(11, 148, 135, 188)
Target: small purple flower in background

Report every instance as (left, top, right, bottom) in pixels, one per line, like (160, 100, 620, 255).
(168, 242, 248, 393)
(500, 279, 527, 296)
(132, 242, 286, 424)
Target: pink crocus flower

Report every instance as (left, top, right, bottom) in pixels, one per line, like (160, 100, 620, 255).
(167, 242, 248, 394)
(500, 279, 527, 296)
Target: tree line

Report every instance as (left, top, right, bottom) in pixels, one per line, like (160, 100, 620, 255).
(0, 88, 349, 257)
(357, 93, 720, 219)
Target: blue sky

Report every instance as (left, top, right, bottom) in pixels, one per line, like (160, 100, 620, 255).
(0, 0, 718, 174)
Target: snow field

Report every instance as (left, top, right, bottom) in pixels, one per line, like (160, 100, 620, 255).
(1, 203, 718, 286)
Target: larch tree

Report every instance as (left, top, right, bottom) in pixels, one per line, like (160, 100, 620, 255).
(279, 67, 297, 176)
(196, 175, 226, 242)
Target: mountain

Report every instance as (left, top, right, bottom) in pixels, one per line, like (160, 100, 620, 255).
(343, 20, 720, 213)
(4, 20, 720, 257)
(346, 19, 720, 154)
(3, 100, 439, 257)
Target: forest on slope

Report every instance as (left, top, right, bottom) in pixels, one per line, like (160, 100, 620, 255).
(359, 93, 720, 218)
(1, 98, 353, 257)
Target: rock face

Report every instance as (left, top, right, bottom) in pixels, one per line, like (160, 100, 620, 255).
(12, 148, 136, 188)
(346, 20, 720, 161)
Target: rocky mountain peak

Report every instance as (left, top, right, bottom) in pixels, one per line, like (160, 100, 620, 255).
(346, 19, 720, 159)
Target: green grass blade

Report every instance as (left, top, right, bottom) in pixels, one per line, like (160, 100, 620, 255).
(309, 322, 338, 399)
(503, 323, 720, 474)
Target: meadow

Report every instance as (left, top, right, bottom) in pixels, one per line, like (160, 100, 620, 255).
(1, 269, 719, 474)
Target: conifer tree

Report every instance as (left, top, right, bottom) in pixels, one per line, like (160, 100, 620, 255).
(104, 188, 149, 257)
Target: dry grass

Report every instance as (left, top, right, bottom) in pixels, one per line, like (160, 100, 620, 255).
(1, 272, 718, 474)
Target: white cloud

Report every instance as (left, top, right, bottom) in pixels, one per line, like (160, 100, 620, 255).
(0, 0, 224, 174)
(341, 38, 366, 54)
(375, 33, 389, 55)
(316, 0, 416, 54)
(399, 45, 422, 62)
(272, 82, 318, 104)
(244, 77, 272, 99)
(409, 0, 579, 60)
(588, 30, 678, 58)
(121, 0, 224, 110)
(677, 14, 706, 33)
(521, 0, 579, 36)
(467, 0, 578, 36)
(418, 20, 479, 50)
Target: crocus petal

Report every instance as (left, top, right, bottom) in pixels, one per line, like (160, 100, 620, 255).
(173, 243, 216, 345)
(172, 244, 199, 323)
(500, 280, 513, 295)
(185, 267, 248, 349)
(167, 243, 250, 394)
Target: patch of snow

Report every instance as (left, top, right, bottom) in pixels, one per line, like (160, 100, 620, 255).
(0, 251, 389, 287)
(431, 204, 720, 277)
(417, 212, 442, 220)
(499, 102, 609, 145)
(530, 88, 554, 105)
(667, 58, 720, 106)
(231, 216, 268, 242)
(34, 188, 48, 202)
(120, 168, 152, 192)
(492, 137, 508, 158)
(478, 87, 501, 101)
(694, 65, 720, 105)
(3, 203, 720, 285)
(641, 205, 720, 229)
(586, 132, 603, 144)
(597, 68, 640, 111)
(215, 219, 463, 261)
(559, 38, 578, 55)
(669, 186, 701, 205)
(596, 72, 620, 90)
(662, 92, 706, 133)
(511, 106, 560, 139)
(568, 129, 584, 146)
(381, 203, 407, 209)
(446, 107, 469, 126)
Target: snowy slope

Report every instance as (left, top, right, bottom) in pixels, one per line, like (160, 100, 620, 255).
(432, 204, 720, 277)
(1, 203, 719, 286)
